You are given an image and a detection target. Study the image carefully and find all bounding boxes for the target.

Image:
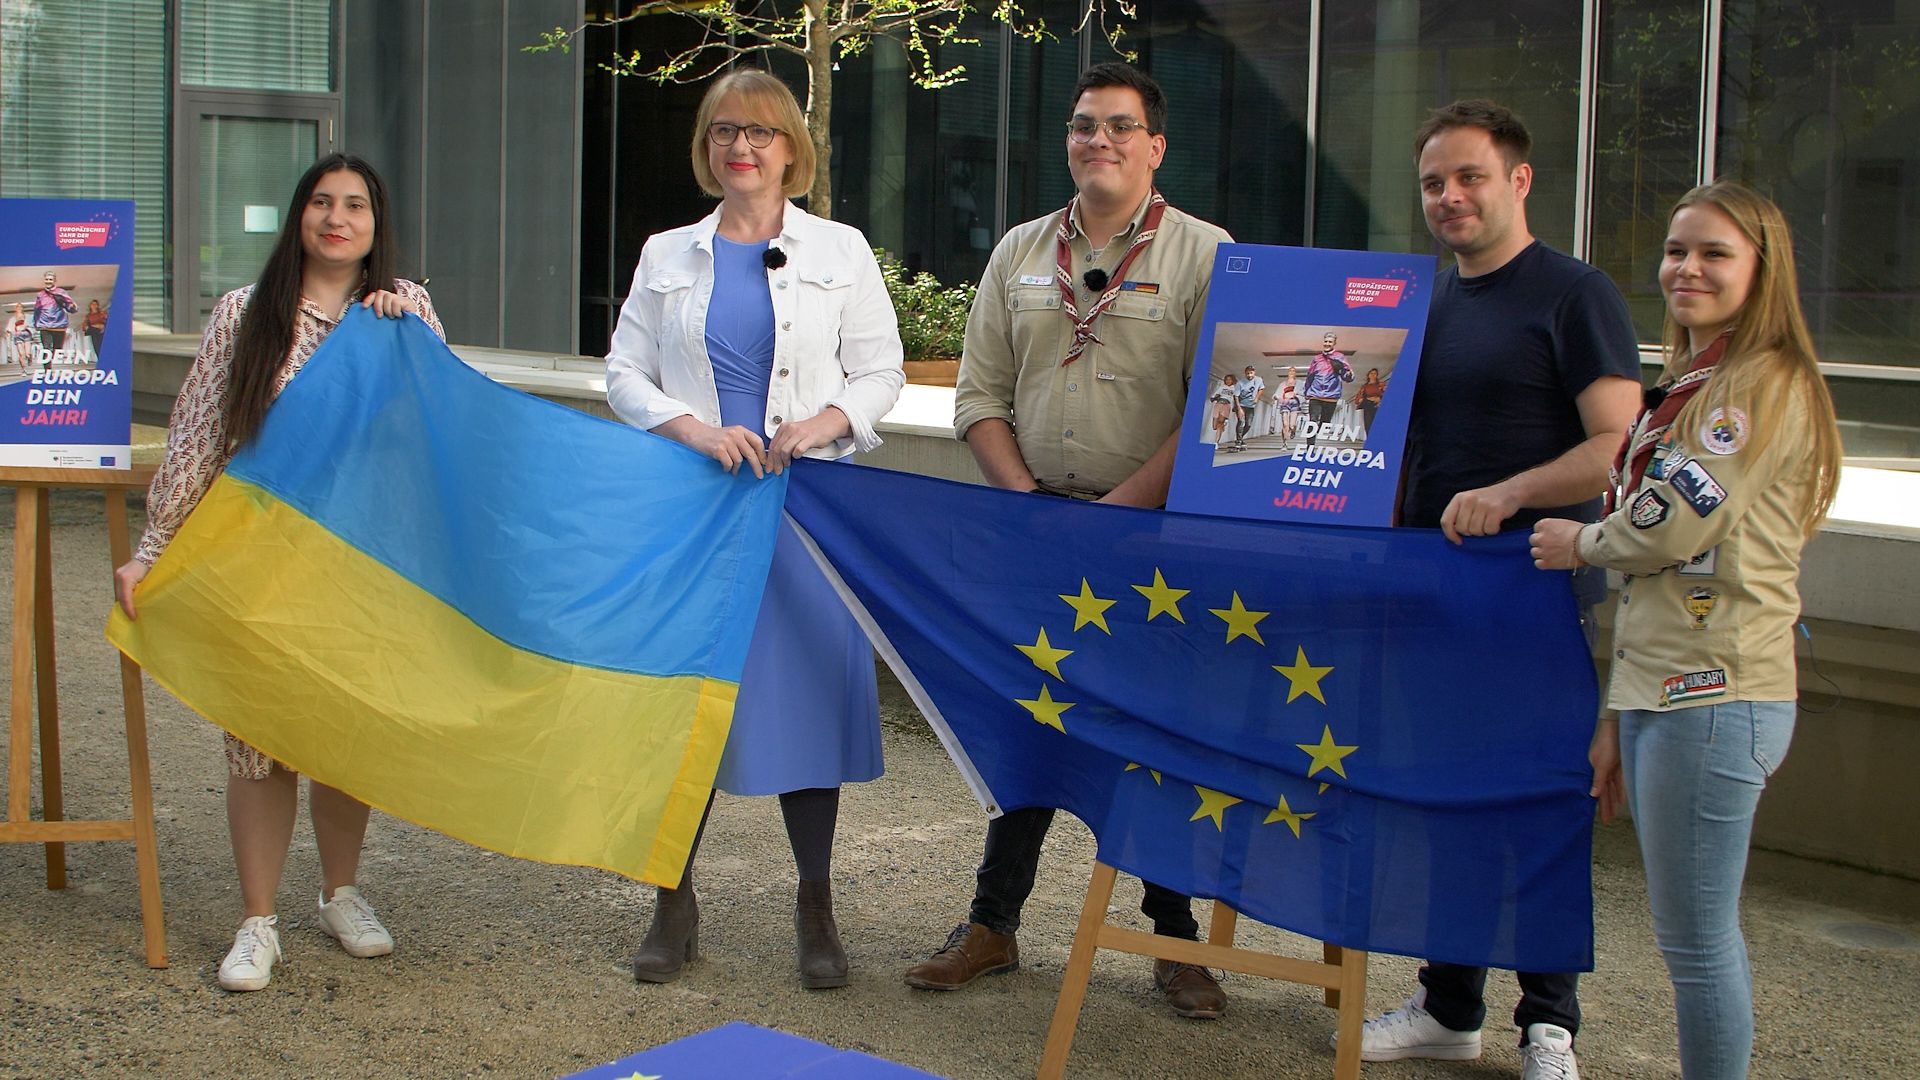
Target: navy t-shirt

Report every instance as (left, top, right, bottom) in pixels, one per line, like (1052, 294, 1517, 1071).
(1400, 240, 1640, 535)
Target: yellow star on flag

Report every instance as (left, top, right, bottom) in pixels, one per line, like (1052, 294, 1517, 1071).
(1131, 568, 1190, 623)
(1297, 725, 1358, 779)
(1272, 646, 1334, 704)
(1208, 591, 1269, 645)
(1016, 685, 1074, 732)
(1124, 762, 1163, 784)
(1016, 628, 1073, 679)
(1059, 578, 1117, 634)
(1263, 795, 1316, 838)
(1189, 786, 1244, 830)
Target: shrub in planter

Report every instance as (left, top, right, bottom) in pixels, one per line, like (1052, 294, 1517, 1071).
(877, 249, 976, 365)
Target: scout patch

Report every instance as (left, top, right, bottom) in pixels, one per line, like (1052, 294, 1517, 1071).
(1701, 407, 1749, 456)
(1685, 586, 1719, 630)
(1660, 668, 1728, 707)
(1630, 489, 1670, 529)
(1649, 431, 1689, 481)
(1120, 280, 1160, 294)
(1018, 274, 1053, 286)
(1678, 547, 1718, 576)
(1671, 459, 1727, 518)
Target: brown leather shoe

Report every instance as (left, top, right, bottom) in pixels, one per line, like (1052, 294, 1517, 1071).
(902, 922, 1018, 990)
(1153, 959, 1226, 1019)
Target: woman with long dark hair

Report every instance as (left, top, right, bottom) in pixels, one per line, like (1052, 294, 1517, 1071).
(113, 153, 443, 992)
(1530, 181, 1842, 1077)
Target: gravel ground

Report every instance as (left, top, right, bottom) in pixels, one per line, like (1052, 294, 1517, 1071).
(3, 489, 1918, 1079)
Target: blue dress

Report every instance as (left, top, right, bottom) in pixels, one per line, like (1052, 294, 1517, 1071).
(704, 234, 883, 796)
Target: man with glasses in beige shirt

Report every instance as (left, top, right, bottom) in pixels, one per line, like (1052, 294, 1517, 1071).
(903, 61, 1233, 1019)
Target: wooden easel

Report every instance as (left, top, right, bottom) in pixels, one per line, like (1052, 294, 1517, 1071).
(2, 465, 166, 967)
(1038, 860, 1367, 1080)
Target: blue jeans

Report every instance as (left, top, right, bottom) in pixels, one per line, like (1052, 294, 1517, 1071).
(1620, 700, 1794, 1080)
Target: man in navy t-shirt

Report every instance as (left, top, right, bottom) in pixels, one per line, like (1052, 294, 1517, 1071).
(1351, 100, 1641, 1080)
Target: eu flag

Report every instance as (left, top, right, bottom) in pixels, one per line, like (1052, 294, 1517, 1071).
(786, 462, 1596, 972)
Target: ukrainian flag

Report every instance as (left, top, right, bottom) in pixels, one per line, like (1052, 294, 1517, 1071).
(108, 308, 785, 885)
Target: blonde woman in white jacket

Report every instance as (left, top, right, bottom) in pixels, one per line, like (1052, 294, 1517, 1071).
(604, 69, 903, 993)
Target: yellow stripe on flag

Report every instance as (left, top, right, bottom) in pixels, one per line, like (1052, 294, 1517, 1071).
(108, 476, 731, 885)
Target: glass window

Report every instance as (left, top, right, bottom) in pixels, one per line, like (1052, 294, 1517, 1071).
(0, 0, 169, 326)
(1717, 1, 1920, 367)
(1590, 2, 1704, 342)
(181, 0, 334, 93)
(1094, 0, 1313, 246)
(1007, 2, 1089, 232)
(195, 116, 320, 301)
(1315, 1, 1583, 258)
(832, 16, 1007, 291)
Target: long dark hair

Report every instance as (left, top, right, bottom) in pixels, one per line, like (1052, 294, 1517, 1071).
(223, 153, 397, 451)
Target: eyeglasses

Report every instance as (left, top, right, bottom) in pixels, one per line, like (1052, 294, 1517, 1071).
(708, 123, 782, 148)
(1066, 119, 1150, 144)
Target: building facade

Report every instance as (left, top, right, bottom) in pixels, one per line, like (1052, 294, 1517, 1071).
(4, 0, 1915, 460)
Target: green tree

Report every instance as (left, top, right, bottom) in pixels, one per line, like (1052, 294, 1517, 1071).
(529, 1, 1135, 218)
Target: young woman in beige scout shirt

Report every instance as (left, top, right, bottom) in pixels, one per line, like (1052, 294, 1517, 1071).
(1529, 180, 1842, 1079)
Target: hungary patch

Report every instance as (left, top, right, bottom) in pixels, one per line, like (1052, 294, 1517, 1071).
(1661, 668, 1729, 707)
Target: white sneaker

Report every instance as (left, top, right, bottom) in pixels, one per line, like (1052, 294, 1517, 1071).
(218, 915, 282, 992)
(1521, 1023, 1579, 1080)
(317, 886, 394, 958)
(1336, 987, 1483, 1062)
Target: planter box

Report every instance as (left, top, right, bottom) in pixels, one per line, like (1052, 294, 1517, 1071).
(903, 358, 960, 387)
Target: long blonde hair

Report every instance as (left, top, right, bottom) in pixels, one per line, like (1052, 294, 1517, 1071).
(1663, 181, 1842, 538)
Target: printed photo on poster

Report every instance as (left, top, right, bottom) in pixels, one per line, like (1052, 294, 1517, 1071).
(1198, 323, 1409, 465)
(1, 264, 119, 380)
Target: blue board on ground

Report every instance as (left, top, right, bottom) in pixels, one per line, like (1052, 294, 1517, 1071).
(566, 1021, 945, 1079)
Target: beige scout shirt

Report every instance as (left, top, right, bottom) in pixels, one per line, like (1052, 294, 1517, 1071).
(1577, 389, 1815, 712)
(953, 195, 1230, 498)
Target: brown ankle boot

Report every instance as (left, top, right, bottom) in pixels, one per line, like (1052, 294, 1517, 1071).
(794, 879, 848, 989)
(631, 872, 698, 983)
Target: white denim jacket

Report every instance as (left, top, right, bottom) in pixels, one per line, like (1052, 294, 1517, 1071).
(605, 201, 904, 458)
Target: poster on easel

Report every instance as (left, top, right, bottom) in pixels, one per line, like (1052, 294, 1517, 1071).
(1168, 244, 1435, 526)
(0, 198, 135, 469)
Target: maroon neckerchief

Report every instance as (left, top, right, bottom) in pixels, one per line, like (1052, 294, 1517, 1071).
(1054, 190, 1168, 366)
(1608, 332, 1729, 513)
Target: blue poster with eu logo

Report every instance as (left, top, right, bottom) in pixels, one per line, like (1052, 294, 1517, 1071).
(0, 199, 135, 469)
(1169, 244, 1435, 525)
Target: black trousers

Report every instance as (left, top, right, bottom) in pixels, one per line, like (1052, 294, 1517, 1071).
(1418, 962, 1580, 1039)
(968, 806, 1199, 940)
